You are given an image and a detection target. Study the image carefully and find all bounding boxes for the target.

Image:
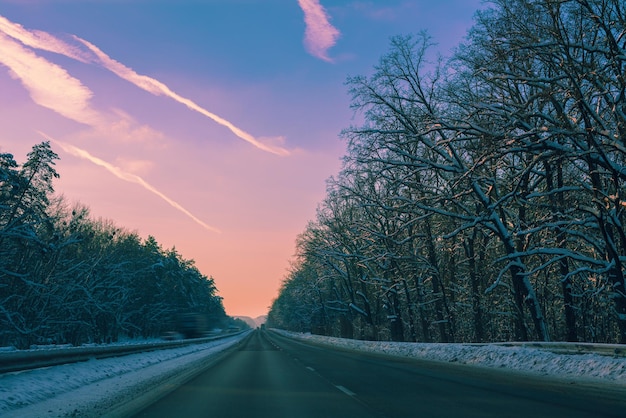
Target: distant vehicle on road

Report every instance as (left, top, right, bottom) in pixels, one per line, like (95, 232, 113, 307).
(176, 313, 209, 339)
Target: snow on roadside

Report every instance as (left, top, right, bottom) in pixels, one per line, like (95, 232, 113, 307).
(0, 333, 248, 417)
(274, 330, 626, 383)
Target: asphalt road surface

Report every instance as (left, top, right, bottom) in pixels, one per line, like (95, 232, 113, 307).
(133, 330, 626, 418)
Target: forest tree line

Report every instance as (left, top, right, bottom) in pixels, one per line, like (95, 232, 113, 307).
(268, 0, 626, 344)
(1, 141, 230, 349)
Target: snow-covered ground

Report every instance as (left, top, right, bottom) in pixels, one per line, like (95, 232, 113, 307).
(2, 330, 625, 417)
(274, 330, 626, 384)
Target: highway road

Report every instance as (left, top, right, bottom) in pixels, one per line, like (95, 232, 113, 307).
(133, 329, 626, 417)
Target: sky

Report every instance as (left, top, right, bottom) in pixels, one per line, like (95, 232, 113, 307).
(0, 0, 485, 318)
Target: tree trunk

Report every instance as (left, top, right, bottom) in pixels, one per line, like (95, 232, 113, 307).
(464, 231, 485, 342)
(424, 218, 450, 343)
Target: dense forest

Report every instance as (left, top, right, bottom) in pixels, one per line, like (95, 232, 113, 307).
(0, 142, 232, 349)
(268, 0, 626, 344)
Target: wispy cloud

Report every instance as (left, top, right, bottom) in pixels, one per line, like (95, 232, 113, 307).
(80, 108, 167, 145)
(74, 36, 289, 156)
(46, 133, 221, 234)
(0, 30, 161, 144)
(0, 32, 100, 125)
(0, 13, 289, 156)
(0, 15, 91, 62)
(298, 0, 340, 62)
(347, 2, 417, 22)
(0, 14, 224, 233)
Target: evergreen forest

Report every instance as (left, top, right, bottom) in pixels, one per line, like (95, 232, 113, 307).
(0, 141, 230, 349)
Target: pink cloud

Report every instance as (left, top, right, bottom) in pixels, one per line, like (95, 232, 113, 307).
(0, 14, 224, 233)
(0, 31, 163, 145)
(0, 32, 100, 125)
(114, 156, 155, 176)
(298, 0, 341, 62)
(0, 13, 289, 156)
(349, 2, 398, 21)
(0, 15, 92, 63)
(46, 134, 221, 234)
(87, 108, 167, 145)
(74, 36, 290, 156)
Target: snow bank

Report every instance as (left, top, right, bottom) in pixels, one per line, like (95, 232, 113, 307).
(0, 333, 248, 417)
(274, 330, 626, 383)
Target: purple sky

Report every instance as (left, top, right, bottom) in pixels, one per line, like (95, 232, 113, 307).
(0, 0, 484, 318)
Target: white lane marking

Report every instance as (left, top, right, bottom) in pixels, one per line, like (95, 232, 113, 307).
(306, 366, 316, 372)
(335, 385, 356, 396)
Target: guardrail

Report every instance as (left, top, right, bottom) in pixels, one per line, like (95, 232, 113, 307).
(0, 332, 245, 374)
(488, 341, 626, 357)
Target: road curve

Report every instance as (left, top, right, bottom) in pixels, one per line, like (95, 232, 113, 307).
(133, 330, 626, 418)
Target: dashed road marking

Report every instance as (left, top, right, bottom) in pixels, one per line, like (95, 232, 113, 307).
(335, 385, 356, 396)
(306, 366, 316, 372)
